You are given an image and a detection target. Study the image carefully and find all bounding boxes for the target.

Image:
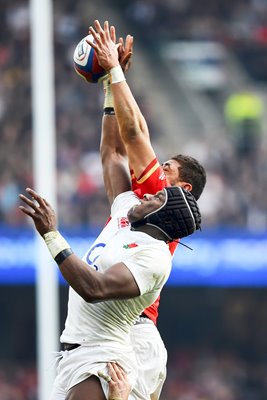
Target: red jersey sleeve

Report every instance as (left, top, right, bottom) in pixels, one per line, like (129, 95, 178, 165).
(141, 296, 160, 325)
(131, 158, 167, 198)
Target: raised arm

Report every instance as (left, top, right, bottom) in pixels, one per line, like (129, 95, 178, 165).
(99, 26, 131, 205)
(88, 20, 157, 179)
(100, 112, 131, 205)
(18, 188, 140, 302)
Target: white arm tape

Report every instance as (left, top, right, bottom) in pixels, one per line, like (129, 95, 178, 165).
(109, 65, 126, 84)
(43, 230, 71, 259)
(103, 77, 114, 109)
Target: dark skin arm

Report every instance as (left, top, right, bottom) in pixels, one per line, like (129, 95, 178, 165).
(100, 114, 130, 205)
(100, 28, 133, 205)
(19, 188, 140, 303)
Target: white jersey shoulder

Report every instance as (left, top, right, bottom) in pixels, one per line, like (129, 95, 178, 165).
(111, 190, 140, 216)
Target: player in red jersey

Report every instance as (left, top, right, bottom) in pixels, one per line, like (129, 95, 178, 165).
(92, 20, 206, 399)
(129, 152, 206, 326)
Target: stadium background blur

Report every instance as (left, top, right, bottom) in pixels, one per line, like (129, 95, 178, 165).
(1, 0, 267, 399)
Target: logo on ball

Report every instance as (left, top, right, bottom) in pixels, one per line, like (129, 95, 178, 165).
(77, 40, 87, 61)
(73, 34, 106, 83)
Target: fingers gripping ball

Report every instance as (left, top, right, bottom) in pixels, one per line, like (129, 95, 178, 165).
(73, 34, 106, 83)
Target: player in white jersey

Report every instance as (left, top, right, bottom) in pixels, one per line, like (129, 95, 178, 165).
(60, 189, 171, 349)
(19, 177, 200, 400)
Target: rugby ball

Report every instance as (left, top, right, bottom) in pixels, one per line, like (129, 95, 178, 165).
(73, 34, 106, 83)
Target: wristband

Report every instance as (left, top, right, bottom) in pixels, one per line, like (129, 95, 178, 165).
(55, 248, 74, 265)
(104, 107, 115, 115)
(43, 230, 71, 260)
(109, 66, 126, 84)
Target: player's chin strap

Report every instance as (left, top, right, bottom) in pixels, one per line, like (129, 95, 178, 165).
(131, 217, 172, 241)
(132, 220, 195, 250)
(172, 239, 194, 251)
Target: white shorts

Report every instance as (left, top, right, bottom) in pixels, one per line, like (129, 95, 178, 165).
(129, 318, 168, 400)
(49, 342, 137, 400)
(49, 321, 167, 400)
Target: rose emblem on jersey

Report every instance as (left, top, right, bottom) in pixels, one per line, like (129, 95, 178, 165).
(117, 217, 129, 228)
(123, 243, 138, 249)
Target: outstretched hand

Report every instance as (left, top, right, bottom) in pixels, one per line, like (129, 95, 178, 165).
(88, 19, 133, 74)
(118, 34, 133, 73)
(19, 188, 57, 237)
(88, 20, 120, 72)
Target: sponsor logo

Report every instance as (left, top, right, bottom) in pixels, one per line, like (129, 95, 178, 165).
(159, 171, 165, 180)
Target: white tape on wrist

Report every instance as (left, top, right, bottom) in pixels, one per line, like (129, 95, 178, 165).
(43, 230, 71, 259)
(103, 80, 114, 109)
(109, 65, 126, 84)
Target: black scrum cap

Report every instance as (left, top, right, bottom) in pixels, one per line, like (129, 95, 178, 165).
(131, 186, 201, 241)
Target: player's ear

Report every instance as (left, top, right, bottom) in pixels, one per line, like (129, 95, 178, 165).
(180, 182, 192, 192)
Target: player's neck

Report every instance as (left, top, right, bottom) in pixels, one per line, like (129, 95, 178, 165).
(131, 225, 169, 242)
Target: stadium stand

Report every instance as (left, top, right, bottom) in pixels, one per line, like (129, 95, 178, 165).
(0, 0, 266, 229)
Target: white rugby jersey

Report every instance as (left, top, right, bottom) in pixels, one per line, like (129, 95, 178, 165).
(60, 191, 172, 346)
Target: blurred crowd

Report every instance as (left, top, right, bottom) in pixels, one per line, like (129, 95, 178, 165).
(0, 0, 267, 230)
(0, 0, 109, 228)
(1, 350, 267, 400)
(0, 0, 162, 229)
(0, 363, 37, 400)
(116, 0, 267, 83)
(119, 0, 267, 58)
(161, 348, 267, 400)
